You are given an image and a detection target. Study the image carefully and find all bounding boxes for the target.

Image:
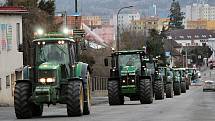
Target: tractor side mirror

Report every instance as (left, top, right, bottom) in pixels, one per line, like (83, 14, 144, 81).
(104, 58, 109, 66)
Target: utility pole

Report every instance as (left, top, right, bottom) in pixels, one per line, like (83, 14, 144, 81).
(75, 0, 79, 61)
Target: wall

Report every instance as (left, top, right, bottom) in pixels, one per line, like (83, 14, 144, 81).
(0, 15, 23, 106)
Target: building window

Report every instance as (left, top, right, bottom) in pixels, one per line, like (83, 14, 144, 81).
(6, 75, 10, 88)
(16, 23, 20, 49)
(11, 74, 15, 96)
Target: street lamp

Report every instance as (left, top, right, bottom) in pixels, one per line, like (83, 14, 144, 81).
(116, 6, 134, 51)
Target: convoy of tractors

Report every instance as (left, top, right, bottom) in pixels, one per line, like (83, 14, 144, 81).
(14, 30, 199, 119)
(105, 49, 198, 106)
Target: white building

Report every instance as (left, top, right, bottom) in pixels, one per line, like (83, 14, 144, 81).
(113, 11, 140, 33)
(185, 2, 215, 21)
(0, 7, 27, 106)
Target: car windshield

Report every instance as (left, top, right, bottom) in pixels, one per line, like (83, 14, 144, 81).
(118, 54, 141, 68)
(36, 42, 69, 65)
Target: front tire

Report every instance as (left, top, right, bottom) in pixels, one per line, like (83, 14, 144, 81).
(154, 79, 164, 100)
(166, 83, 174, 98)
(67, 80, 84, 117)
(14, 82, 32, 119)
(108, 81, 124, 105)
(174, 82, 181, 95)
(140, 79, 153, 104)
(181, 82, 186, 93)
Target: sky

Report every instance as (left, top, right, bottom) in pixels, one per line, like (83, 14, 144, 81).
(55, 0, 215, 17)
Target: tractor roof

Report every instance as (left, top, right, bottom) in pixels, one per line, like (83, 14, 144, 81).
(113, 50, 145, 55)
(33, 38, 75, 43)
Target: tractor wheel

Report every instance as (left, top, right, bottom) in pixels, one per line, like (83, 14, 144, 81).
(140, 79, 153, 104)
(166, 83, 173, 98)
(83, 72, 91, 115)
(108, 80, 124, 105)
(67, 80, 84, 117)
(31, 104, 43, 117)
(186, 79, 190, 90)
(154, 79, 164, 100)
(181, 82, 186, 93)
(14, 82, 32, 119)
(174, 82, 181, 96)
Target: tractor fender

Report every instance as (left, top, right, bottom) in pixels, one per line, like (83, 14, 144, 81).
(75, 62, 90, 90)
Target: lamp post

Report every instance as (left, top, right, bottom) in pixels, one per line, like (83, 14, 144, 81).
(116, 6, 133, 51)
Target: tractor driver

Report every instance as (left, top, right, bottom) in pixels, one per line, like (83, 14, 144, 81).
(126, 58, 134, 66)
(47, 46, 62, 61)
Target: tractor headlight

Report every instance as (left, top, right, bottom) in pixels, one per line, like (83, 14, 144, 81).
(47, 78, 55, 83)
(131, 79, 135, 83)
(39, 78, 55, 83)
(39, 78, 46, 83)
(123, 80, 126, 83)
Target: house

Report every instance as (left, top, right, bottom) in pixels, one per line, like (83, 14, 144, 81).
(0, 7, 27, 106)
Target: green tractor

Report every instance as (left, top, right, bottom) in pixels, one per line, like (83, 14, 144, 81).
(173, 68, 187, 95)
(14, 33, 91, 119)
(172, 69, 181, 95)
(158, 67, 174, 98)
(104, 50, 164, 105)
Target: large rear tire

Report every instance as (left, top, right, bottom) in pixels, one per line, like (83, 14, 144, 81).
(174, 82, 181, 95)
(108, 81, 124, 105)
(14, 82, 32, 119)
(181, 82, 186, 93)
(83, 72, 91, 115)
(140, 79, 153, 104)
(154, 79, 164, 100)
(67, 81, 84, 117)
(166, 83, 173, 98)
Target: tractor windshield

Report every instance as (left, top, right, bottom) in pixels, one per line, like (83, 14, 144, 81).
(36, 42, 69, 65)
(118, 54, 141, 68)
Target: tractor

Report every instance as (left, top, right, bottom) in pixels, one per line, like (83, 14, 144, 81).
(172, 68, 187, 95)
(158, 67, 174, 98)
(104, 50, 164, 105)
(14, 32, 91, 119)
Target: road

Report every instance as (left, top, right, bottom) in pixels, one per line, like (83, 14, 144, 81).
(1, 70, 215, 121)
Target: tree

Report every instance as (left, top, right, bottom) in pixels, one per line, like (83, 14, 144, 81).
(146, 29, 165, 58)
(120, 30, 145, 50)
(168, 0, 185, 30)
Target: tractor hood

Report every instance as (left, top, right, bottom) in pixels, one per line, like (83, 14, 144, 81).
(38, 62, 60, 70)
(120, 66, 137, 76)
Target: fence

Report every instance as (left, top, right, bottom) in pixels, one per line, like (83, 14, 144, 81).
(90, 76, 108, 96)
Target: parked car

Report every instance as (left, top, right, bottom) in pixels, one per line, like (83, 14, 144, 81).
(203, 80, 215, 91)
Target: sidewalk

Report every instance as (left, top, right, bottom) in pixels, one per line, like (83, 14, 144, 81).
(92, 96, 108, 105)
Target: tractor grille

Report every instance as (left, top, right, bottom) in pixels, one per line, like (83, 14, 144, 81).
(38, 70, 55, 78)
(121, 76, 136, 85)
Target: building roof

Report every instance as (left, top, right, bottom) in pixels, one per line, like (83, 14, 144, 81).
(166, 29, 215, 40)
(0, 6, 28, 14)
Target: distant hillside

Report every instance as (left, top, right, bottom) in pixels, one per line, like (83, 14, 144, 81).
(56, 0, 215, 17)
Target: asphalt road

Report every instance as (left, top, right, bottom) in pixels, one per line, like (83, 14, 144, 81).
(1, 70, 215, 121)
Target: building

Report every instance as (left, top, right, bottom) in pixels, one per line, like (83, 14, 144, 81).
(166, 29, 215, 47)
(186, 20, 215, 30)
(113, 11, 140, 32)
(54, 16, 82, 29)
(131, 16, 159, 32)
(0, 7, 27, 106)
(158, 18, 170, 31)
(82, 16, 102, 29)
(185, 2, 215, 21)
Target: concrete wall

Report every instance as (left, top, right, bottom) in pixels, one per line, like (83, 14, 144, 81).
(0, 15, 23, 106)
